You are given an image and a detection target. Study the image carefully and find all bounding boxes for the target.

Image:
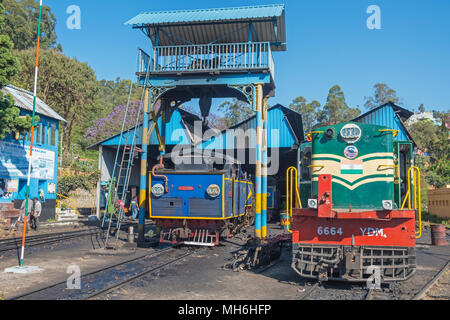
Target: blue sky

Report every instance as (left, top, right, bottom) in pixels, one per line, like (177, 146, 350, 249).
(45, 0, 450, 113)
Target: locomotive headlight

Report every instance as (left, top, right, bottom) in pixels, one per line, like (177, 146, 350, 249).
(151, 184, 165, 197)
(308, 199, 318, 209)
(382, 200, 393, 211)
(206, 184, 221, 198)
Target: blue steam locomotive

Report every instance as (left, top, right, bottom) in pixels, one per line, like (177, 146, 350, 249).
(149, 153, 254, 246)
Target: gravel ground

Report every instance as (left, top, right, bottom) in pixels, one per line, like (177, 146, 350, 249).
(1, 223, 448, 300)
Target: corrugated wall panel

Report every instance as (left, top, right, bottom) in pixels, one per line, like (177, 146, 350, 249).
(354, 105, 409, 142)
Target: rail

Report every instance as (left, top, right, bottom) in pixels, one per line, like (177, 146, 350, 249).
(138, 42, 275, 78)
(286, 167, 301, 233)
(56, 193, 77, 218)
(400, 166, 422, 239)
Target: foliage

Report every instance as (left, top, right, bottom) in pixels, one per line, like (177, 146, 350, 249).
(422, 211, 450, 229)
(0, 91, 36, 139)
(289, 96, 321, 132)
(12, 48, 98, 155)
(218, 99, 255, 127)
(85, 100, 143, 144)
(3, 0, 58, 50)
(407, 114, 450, 189)
(407, 119, 440, 152)
(319, 85, 361, 125)
(0, 3, 19, 88)
(93, 78, 142, 120)
(364, 83, 400, 109)
(57, 171, 100, 196)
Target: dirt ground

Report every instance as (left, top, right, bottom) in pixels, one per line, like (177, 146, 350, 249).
(0, 223, 449, 300)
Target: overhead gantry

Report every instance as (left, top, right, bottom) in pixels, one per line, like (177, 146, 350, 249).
(125, 4, 287, 241)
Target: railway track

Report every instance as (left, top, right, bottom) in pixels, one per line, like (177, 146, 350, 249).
(412, 259, 450, 300)
(293, 259, 450, 300)
(8, 245, 197, 300)
(0, 222, 143, 253)
(0, 228, 104, 253)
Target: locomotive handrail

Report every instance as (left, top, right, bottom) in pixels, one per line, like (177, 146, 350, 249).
(308, 165, 325, 173)
(379, 129, 399, 137)
(401, 166, 422, 239)
(377, 164, 400, 183)
(305, 131, 324, 141)
(286, 167, 302, 233)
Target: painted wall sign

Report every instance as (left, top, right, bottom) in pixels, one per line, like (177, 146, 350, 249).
(0, 141, 55, 180)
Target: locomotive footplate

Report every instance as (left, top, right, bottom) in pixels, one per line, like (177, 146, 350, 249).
(157, 219, 221, 246)
(292, 243, 416, 282)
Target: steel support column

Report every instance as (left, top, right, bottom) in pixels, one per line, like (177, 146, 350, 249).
(254, 83, 263, 239)
(138, 88, 150, 242)
(262, 97, 268, 239)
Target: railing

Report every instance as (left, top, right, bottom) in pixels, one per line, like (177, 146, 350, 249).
(56, 193, 77, 218)
(286, 166, 302, 233)
(401, 166, 422, 239)
(138, 42, 275, 78)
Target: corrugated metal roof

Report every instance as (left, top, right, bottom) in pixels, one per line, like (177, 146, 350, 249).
(1, 85, 66, 122)
(352, 103, 416, 146)
(125, 4, 286, 51)
(90, 108, 208, 149)
(199, 104, 303, 150)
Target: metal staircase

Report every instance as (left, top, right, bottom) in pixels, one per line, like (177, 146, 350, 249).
(102, 58, 152, 249)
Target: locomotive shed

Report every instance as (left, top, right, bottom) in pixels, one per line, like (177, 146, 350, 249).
(3, 3, 449, 304)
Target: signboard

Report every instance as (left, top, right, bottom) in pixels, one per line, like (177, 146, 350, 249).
(0, 141, 55, 180)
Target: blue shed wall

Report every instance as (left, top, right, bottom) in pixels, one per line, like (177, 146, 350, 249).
(354, 105, 410, 142)
(199, 106, 297, 150)
(100, 109, 192, 147)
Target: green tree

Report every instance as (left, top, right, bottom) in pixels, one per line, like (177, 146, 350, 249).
(12, 48, 98, 155)
(0, 2, 19, 87)
(289, 96, 321, 132)
(418, 104, 425, 113)
(364, 83, 400, 109)
(407, 114, 450, 189)
(3, 0, 57, 50)
(0, 1, 34, 140)
(319, 85, 360, 125)
(407, 119, 439, 152)
(218, 99, 255, 127)
(0, 92, 36, 139)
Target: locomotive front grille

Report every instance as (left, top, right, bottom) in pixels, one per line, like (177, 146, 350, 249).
(292, 243, 416, 282)
(189, 198, 222, 218)
(152, 198, 183, 216)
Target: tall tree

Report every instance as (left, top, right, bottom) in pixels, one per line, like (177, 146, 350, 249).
(12, 48, 98, 155)
(289, 96, 321, 132)
(320, 85, 360, 125)
(3, 0, 57, 50)
(0, 2, 19, 87)
(0, 0, 34, 140)
(364, 83, 400, 109)
(218, 99, 254, 127)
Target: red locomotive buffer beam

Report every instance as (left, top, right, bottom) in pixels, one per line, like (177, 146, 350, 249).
(291, 211, 416, 247)
(292, 174, 416, 247)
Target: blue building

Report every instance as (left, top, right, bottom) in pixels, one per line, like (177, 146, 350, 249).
(89, 108, 210, 218)
(0, 85, 65, 221)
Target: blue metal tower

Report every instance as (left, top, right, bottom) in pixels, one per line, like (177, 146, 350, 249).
(125, 4, 287, 241)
